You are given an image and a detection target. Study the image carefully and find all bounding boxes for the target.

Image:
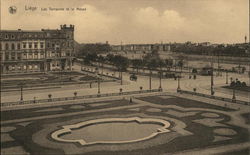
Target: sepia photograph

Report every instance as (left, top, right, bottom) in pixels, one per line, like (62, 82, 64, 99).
(0, 0, 250, 154)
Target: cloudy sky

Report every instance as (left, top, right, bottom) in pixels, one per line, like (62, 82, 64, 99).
(1, 0, 249, 44)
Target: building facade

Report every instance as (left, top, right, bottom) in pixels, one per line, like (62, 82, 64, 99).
(0, 24, 74, 74)
(111, 44, 171, 52)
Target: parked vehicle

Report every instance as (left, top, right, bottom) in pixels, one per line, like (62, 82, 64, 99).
(130, 74, 137, 81)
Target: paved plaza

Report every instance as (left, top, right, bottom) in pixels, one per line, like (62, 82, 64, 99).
(1, 92, 250, 155)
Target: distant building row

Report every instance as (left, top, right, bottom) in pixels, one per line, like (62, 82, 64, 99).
(0, 25, 75, 74)
(111, 44, 171, 52)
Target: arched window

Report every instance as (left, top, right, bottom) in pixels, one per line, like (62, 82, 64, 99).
(5, 43, 9, 50)
(11, 43, 15, 50)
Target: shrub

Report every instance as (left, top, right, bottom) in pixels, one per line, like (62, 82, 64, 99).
(230, 81, 236, 87)
(241, 82, 247, 87)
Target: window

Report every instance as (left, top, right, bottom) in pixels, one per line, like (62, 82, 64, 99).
(40, 43, 44, 48)
(23, 43, 26, 48)
(52, 44, 55, 48)
(5, 53, 9, 60)
(11, 53, 15, 60)
(29, 42, 32, 49)
(34, 42, 38, 49)
(40, 52, 44, 58)
(34, 52, 38, 59)
(17, 43, 20, 50)
(5, 43, 9, 50)
(23, 53, 27, 59)
(11, 35, 15, 39)
(47, 43, 50, 48)
(11, 43, 15, 50)
(5, 35, 8, 39)
(28, 53, 33, 59)
(17, 53, 21, 60)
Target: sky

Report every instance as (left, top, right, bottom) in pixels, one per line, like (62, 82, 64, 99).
(1, 0, 249, 44)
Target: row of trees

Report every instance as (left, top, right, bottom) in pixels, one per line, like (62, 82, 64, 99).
(82, 52, 185, 89)
(82, 53, 184, 74)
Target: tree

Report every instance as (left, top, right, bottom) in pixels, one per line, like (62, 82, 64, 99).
(97, 55, 105, 74)
(112, 55, 129, 85)
(131, 59, 143, 73)
(158, 59, 165, 89)
(144, 54, 159, 90)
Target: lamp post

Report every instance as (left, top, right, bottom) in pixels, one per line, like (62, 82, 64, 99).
(95, 68, 100, 95)
(20, 84, 23, 101)
(120, 70, 123, 85)
(159, 71, 162, 90)
(177, 72, 181, 92)
(232, 86, 236, 103)
(211, 53, 214, 95)
(18, 82, 24, 102)
(226, 70, 228, 84)
(149, 70, 152, 90)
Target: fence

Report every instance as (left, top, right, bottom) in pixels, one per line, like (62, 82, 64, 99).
(179, 90, 250, 106)
(1, 89, 161, 107)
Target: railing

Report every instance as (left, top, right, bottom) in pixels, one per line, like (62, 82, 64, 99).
(81, 69, 121, 80)
(178, 90, 250, 106)
(1, 89, 161, 107)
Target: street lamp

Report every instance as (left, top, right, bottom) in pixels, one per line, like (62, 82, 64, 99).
(210, 54, 214, 95)
(97, 76, 100, 94)
(149, 70, 152, 90)
(18, 82, 25, 102)
(226, 70, 228, 84)
(177, 72, 181, 92)
(95, 67, 100, 95)
(120, 70, 123, 85)
(159, 71, 162, 90)
(232, 86, 236, 103)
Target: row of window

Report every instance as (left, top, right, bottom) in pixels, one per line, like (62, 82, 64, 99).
(1, 41, 74, 50)
(1, 33, 45, 40)
(22, 42, 44, 49)
(0, 32, 73, 40)
(0, 42, 44, 50)
(1, 52, 70, 60)
(0, 43, 21, 50)
(5, 65, 39, 71)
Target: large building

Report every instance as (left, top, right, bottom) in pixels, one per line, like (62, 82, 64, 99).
(109, 44, 172, 59)
(0, 24, 75, 74)
(111, 44, 171, 53)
